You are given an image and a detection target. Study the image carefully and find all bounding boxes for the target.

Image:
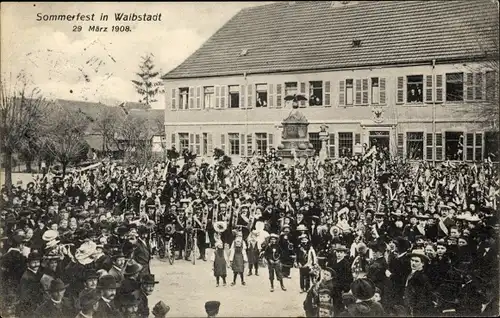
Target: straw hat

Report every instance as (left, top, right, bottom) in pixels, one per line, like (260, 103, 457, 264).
(75, 241, 97, 265)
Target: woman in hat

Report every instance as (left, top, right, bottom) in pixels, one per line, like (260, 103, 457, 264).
(229, 233, 247, 286)
(33, 278, 74, 318)
(211, 240, 227, 287)
(403, 249, 434, 316)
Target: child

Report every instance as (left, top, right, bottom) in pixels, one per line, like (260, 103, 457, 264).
(229, 234, 247, 286)
(211, 240, 227, 287)
(246, 231, 260, 276)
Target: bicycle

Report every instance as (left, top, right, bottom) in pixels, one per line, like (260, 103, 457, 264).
(184, 228, 199, 265)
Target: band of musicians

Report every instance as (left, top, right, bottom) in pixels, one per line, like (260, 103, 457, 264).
(1, 147, 499, 318)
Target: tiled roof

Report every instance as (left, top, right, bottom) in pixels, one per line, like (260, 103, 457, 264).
(163, 0, 499, 79)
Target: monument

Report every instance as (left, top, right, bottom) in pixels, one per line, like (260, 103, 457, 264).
(276, 109, 316, 162)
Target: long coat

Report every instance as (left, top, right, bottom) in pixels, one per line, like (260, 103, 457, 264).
(130, 238, 151, 275)
(17, 269, 43, 317)
(403, 270, 434, 316)
(33, 298, 75, 318)
(367, 256, 391, 309)
(94, 298, 121, 318)
(331, 257, 353, 293)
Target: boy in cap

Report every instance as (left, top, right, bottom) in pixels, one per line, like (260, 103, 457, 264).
(262, 233, 286, 292)
(205, 300, 220, 318)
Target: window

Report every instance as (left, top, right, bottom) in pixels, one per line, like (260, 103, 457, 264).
(228, 85, 240, 108)
(309, 133, 321, 155)
(406, 132, 424, 160)
(204, 86, 214, 109)
(203, 133, 208, 155)
(486, 71, 497, 101)
(255, 133, 268, 155)
(228, 133, 240, 155)
(407, 75, 423, 103)
(445, 132, 464, 161)
(338, 132, 353, 157)
(485, 131, 499, 161)
(256, 84, 268, 107)
(285, 82, 298, 96)
(328, 133, 335, 157)
(345, 79, 354, 105)
(446, 73, 464, 101)
(179, 133, 189, 151)
(309, 81, 323, 106)
(179, 87, 189, 110)
(371, 77, 379, 104)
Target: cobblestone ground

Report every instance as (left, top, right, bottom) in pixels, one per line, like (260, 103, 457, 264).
(149, 248, 305, 317)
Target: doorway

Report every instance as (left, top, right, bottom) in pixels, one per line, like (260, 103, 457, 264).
(369, 131, 390, 153)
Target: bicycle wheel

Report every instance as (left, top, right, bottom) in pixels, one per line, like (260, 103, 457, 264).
(192, 235, 197, 265)
(158, 236, 165, 259)
(167, 238, 175, 265)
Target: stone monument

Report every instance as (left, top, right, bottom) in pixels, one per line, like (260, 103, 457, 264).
(276, 110, 316, 162)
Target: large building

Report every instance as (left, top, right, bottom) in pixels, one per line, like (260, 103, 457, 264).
(162, 0, 499, 163)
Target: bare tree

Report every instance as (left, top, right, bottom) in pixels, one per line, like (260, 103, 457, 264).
(0, 72, 51, 193)
(43, 104, 90, 176)
(94, 106, 124, 153)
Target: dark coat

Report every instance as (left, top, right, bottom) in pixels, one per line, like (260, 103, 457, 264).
(339, 300, 385, 317)
(246, 240, 260, 265)
(134, 290, 149, 318)
(94, 298, 121, 318)
(367, 256, 391, 306)
(331, 257, 353, 293)
(403, 270, 434, 316)
(0, 248, 27, 292)
(131, 239, 151, 275)
(33, 297, 75, 318)
(17, 269, 43, 317)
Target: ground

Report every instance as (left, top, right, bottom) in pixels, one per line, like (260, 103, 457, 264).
(149, 249, 305, 317)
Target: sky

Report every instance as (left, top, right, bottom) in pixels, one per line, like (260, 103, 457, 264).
(1, 2, 271, 109)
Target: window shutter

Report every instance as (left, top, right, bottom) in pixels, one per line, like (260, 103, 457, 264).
(189, 133, 194, 153)
(397, 133, 404, 157)
(215, 86, 221, 109)
(170, 88, 177, 110)
(339, 80, 345, 106)
(189, 86, 194, 109)
(268, 84, 275, 108)
(355, 79, 362, 105)
(426, 133, 433, 160)
(475, 73, 483, 100)
(195, 134, 201, 155)
(397, 76, 405, 104)
(379, 78, 386, 104)
(240, 134, 245, 156)
(220, 86, 227, 108)
(221, 134, 226, 153)
(328, 133, 335, 157)
(208, 133, 213, 155)
(247, 134, 253, 156)
(465, 73, 474, 101)
(171, 133, 176, 149)
(475, 133, 483, 161)
(362, 79, 369, 105)
(485, 71, 497, 101)
(247, 84, 253, 109)
(324, 81, 331, 107)
(299, 82, 306, 107)
(435, 133, 443, 160)
(268, 133, 274, 150)
(276, 84, 282, 108)
(196, 87, 201, 109)
(240, 85, 246, 109)
(435, 75, 444, 103)
(466, 133, 474, 161)
(425, 75, 433, 102)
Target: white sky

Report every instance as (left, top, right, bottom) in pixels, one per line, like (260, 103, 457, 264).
(1, 2, 271, 109)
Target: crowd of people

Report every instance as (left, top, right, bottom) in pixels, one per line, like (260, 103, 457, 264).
(0, 144, 499, 317)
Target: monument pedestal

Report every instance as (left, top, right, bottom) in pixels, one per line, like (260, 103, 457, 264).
(276, 110, 315, 161)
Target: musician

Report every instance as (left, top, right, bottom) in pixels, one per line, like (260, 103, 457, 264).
(192, 200, 208, 261)
(262, 233, 287, 292)
(127, 228, 151, 275)
(174, 205, 187, 260)
(237, 204, 250, 241)
(296, 234, 317, 293)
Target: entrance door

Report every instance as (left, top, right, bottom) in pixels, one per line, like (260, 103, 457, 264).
(369, 131, 390, 152)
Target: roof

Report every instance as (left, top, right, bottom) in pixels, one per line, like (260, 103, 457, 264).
(163, 0, 499, 79)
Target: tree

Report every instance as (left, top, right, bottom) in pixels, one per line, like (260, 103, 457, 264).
(94, 106, 123, 153)
(0, 72, 51, 193)
(131, 53, 164, 109)
(43, 104, 90, 176)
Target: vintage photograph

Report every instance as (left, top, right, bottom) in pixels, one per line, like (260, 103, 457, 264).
(1, 1, 499, 317)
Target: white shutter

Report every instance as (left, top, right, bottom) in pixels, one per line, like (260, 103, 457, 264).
(189, 87, 194, 109)
(339, 80, 345, 106)
(268, 84, 275, 108)
(215, 86, 221, 109)
(208, 133, 213, 155)
(324, 81, 331, 107)
(221, 134, 226, 153)
(170, 88, 177, 110)
(362, 79, 369, 105)
(379, 78, 386, 104)
(355, 79, 362, 105)
(396, 76, 405, 104)
(268, 133, 274, 150)
(435, 75, 444, 103)
(240, 134, 245, 156)
(465, 73, 474, 101)
(189, 133, 194, 153)
(425, 75, 433, 103)
(299, 82, 306, 107)
(240, 85, 246, 109)
(196, 87, 201, 109)
(276, 84, 282, 108)
(221, 86, 227, 108)
(247, 84, 253, 109)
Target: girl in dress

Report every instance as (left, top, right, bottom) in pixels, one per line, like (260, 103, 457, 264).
(229, 233, 247, 286)
(211, 240, 227, 287)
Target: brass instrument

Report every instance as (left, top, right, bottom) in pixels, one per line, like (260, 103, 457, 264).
(214, 221, 227, 233)
(201, 206, 209, 230)
(165, 224, 176, 235)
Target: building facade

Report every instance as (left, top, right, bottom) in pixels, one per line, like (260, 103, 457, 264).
(162, 1, 499, 163)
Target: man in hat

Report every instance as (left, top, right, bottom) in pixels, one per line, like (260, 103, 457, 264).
(151, 301, 170, 318)
(95, 274, 120, 318)
(205, 300, 220, 318)
(367, 240, 391, 310)
(341, 278, 385, 316)
(246, 230, 260, 276)
(76, 290, 100, 318)
(127, 228, 151, 275)
(262, 233, 286, 292)
(387, 236, 412, 311)
(403, 249, 434, 316)
(135, 274, 160, 318)
(78, 269, 100, 303)
(295, 234, 317, 293)
(330, 244, 353, 294)
(279, 225, 295, 279)
(108, 249, 126, 287)
(119, 262, 143, 296)
(17, 251, 44, 317)
(33, 278, 74, 318)
(117, 293, 140, 318)
(1, 233, 27, 292)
